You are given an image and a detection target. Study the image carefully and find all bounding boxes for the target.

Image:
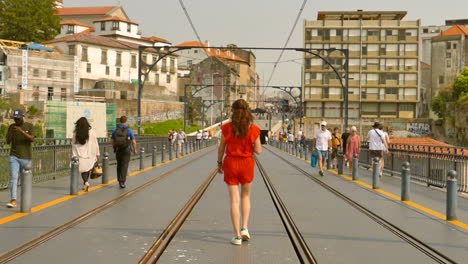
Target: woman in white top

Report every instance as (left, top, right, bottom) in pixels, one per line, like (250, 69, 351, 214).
(72, 117, 100, 192)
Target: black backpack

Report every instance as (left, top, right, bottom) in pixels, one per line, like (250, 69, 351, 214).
(114, 127, 130, 150)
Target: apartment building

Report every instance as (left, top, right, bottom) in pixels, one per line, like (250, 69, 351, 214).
(303, 10, 421, 131)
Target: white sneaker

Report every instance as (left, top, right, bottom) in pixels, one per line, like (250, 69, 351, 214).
(231, 237, 242, 245)
(240, 228, 250, 241)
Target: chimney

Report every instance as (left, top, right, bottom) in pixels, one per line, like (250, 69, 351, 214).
(205, 40, 210, 51)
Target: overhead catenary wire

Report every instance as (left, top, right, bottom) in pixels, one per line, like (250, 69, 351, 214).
(178, 0, 203, 44)
(265, 0, 308, 89)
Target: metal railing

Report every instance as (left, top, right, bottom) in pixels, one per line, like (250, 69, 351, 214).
(0, 136, 205, 189)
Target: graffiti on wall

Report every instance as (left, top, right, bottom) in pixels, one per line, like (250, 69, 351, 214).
(407, 123, 431, 135)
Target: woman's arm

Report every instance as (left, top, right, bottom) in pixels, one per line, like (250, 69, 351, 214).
(217, 134, 226, 173)
(253, 137, 262, 155)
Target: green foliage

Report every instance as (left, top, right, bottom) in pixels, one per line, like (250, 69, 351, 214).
(452, 68, 468, 100)
(34, 123, 43, 138)
(27, 105, 40, 116)
(0, 97, 10, 111)
(432, 90, 452, 118)
(0, 0, 60, 42)
(139, 119, 201, 136)
(0, 124, 9, 138)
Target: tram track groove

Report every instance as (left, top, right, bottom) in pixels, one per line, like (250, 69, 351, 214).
(0, 149, 214, 264)
(139, 168, 218, 264)
(265, 147, 458, 264)
(256, 157, 318, 264)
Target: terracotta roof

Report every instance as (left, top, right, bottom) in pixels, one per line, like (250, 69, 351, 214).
(44, 33, 140, 50)
(94, 16, 138, 25)
(390, 137, 452, 147)
(439, 25, 468, 36)
(389, 137, 467, 155)
(142, 36, 171, 44)
(56, 6, 117, 16)
(176, 41, 248, 63)
(60, 20, 95, 30)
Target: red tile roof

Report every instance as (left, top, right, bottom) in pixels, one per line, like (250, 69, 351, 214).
(142, 36, 171, 44)
(44, 33, 140, 50)
(390, 137, 452, 147)
(176, 41, 247, 63)
(439, 25, 468, 36)
(56, 6, 117, 16)
(94, 16, 138, 25)
(389, 137, 467, 155)
(60, 20, 95, 30)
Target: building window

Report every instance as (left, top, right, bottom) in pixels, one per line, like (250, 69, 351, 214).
(47, 87, 53, 100)
(142, 55, 147, 64)
(0, 71, 2, 81)
(105, 66, 110, 75)
(86, 63, 91, 73)
(116, 68, 120, 77)
(18, 67, 22, 76)
(17, 84, 22, 90)
(446, 52, 451, 59)
(446, 42, 451, 49)
(33, 69, 39, 77)
(101, 22, 106, 31)
(170, 59, 175, 73)
(131, 55, 137, 68)
(68, 45, 76, 56)
(362, 46, 368, 56)
(112, 21, 119, 30)
(67, 25, 74, 34)
(61, 88, 66, 101)
(453, 43, 457, 49)
(82, 47, 88, 61)
(161, 59, 167, 72)
(166, 74, 171, 83)
(155, 73, 159, 84)
(101, 49, 107, 64)
(127, 23, 131, 32)
(116, 52, 122, 66)
(423, 28, 429, 33)
(61, 71, 66, 79)
(322, 88, 329, 99)
(187, 60, 192, 68)
(379, 47, 386, 56)
(33, 86, 39, 101)
(47, 70, 52, 78)
(336, 29, 343, 36)
(439, 75, 444, 84)
(447, 60, 451, 68)
(385, 88, 398, 95)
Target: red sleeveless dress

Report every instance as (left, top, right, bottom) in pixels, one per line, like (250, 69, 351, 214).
(221, 122, 260, 185)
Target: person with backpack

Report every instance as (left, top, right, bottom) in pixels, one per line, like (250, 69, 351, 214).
(111, 116, 137, 188)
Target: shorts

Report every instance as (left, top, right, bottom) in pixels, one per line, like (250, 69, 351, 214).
(223, 156, 255, 185)
(316, 149, 328, 160)
(370, 150, 384, 159)
(331, 147, 340, 159)
(177, 140, 184, 145)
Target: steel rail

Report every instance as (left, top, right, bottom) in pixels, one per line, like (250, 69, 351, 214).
(139, 168, 218, 263)
(0, 149, 214, 263)
(256, 158, 318, 264)
(266, 147, 458, 264)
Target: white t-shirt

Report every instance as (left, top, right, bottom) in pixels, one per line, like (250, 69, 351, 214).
(367, 129, 385, 150)
(287, 133, 294, 142)
(196, 132, 202, 140)
(314, 129, 332, 151)
(297, 130, 303, 138)
(202, 132, 209, 139)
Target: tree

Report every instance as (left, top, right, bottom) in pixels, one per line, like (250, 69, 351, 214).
(452, 67, 468, 100)
(432, 90, 451, 118)
(0, 0, 60, 42)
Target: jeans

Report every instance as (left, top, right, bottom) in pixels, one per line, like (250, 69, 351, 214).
(9, 156, 32, 200)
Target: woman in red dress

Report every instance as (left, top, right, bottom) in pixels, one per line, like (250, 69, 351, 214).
(217, 99, 262, 245)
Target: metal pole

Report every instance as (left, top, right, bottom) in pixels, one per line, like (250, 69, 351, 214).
(352, 153, 358, 181)
(169, 143, 173, 160)
(344, 50, 349, 129)
(152, 146, 157, 166)
(20, 163, 33, 213)
(70, 156, 79, 195)
(184, 84, 187, 133)
(372, 157, 380, 189)
(446, 170, 458, 221)
(102, 152, 109, 184)
(401, 161, 410, 201)
(139, 147, 145, 170)
(337, 147, 344, 175)
(137, 47, 143, 135)
(175, 144, 179, 158)
(161, 144, 166, 163)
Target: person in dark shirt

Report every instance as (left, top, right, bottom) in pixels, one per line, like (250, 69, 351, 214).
(111, 116, 137, 188)
(6, 109, 35, 208)
(341, 128, 351, 166)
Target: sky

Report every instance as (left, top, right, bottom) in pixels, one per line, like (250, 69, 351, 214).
(65, 0, 468, 87)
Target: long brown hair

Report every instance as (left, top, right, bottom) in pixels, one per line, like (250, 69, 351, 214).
(75, 117, 91, 145)
(231, 99, 253, 138)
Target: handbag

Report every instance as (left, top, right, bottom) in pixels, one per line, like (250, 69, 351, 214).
(91, 162, 103, 179)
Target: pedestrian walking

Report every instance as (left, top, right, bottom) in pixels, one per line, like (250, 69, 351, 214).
(312, 121, 332, 176)
(202, 130, 209, 140)
(346, 126, 361, 171)
(341, 127, 351, 166)
(331, 127, 342, 169)
(5, 109, 35, 208)
(72, 117, 100, 192)
(379, 124, 391, 172)
(367, 122, 387, 178)
(217, 99, 262, 246)
(111, 116, 137, 188)
(176, 128, 186, 154)
(287, 131, 294, 144)
(196, 130, 202, 142)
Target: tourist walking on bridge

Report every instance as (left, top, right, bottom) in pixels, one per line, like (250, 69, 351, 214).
(346, 126, 361, 171)
(367, 122, 387, 178)
(217, 99, 262, 245)
(72, 117, 100, 192)
(312, 121, 332, 176)
(111, 116, 137, 188)
(6, 109, 35, 208)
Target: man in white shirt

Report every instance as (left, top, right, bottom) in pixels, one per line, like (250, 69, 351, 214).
(287, 132, 294, 144)
(312, 121, 332, 176)
(297, 129, 303, 140)
(202, 130, 209, 140)
(367, 122, 387, 177)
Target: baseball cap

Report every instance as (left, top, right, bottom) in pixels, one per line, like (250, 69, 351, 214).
(320, 121, 327, 126)
(12, 109, 24, 119)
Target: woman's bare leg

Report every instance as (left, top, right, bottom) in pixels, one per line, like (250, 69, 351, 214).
(241, 183, 252, 229)
(228, 185, 241, 237)
(349, 157, 353, 171)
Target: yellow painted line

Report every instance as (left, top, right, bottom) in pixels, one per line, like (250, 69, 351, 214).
(276, 146, 468, 230)
(0, 147, 209, 225)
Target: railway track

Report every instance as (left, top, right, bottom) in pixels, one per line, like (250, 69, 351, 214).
(266, 147, 458, 264)
(0, 149, 214, 264)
